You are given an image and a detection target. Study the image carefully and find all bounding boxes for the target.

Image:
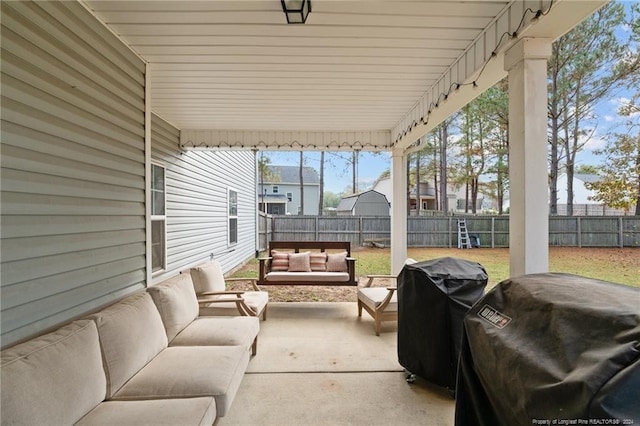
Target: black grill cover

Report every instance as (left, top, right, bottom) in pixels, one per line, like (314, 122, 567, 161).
(455, 273, 640, 426)
(397, 257, 488, 391)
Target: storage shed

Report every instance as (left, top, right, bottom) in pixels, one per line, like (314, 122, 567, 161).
(337, 190, 390, 216)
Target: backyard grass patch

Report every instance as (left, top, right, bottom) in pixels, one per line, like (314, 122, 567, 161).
(230, 247, 639, 302)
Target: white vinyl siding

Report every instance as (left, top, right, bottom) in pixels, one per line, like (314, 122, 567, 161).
(1, 1, 146, 347)
(151, 114, 256, 282)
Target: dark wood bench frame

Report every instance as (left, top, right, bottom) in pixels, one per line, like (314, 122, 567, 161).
(258, 241, 357, 286)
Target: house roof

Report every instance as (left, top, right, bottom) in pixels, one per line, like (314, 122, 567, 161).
(336, 196, 358, 212)
(574, 173, 601, 184)
(266, 165, 319, 185)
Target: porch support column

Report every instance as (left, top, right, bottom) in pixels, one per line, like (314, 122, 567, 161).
(390, 149, 407, 275)
(504, 38, 551, 276)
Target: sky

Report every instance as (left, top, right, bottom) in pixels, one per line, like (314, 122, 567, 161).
(262, 150, 391, 194)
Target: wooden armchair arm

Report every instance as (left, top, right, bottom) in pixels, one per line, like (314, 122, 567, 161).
(377, 287, 397, 313)
(199, 290, 245, 297)
(197, 295, 257, 317)
(364, 275, 397, 288)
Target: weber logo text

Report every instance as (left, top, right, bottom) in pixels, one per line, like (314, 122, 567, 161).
(478, 305, 512, 329)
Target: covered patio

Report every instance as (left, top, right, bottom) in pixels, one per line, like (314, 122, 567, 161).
(84, 0, 606, 277)
(1, 1, 616, 423)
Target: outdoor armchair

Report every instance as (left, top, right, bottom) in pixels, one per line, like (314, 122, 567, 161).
(190, 261, 269, 320)
(357, 275, 398, 336)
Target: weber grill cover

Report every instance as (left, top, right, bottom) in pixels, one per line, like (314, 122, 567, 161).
(455, 273, 640, 426)
(397, 257, 488, 391)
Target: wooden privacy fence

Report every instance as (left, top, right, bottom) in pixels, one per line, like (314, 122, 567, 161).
(258, 215, 640, 248)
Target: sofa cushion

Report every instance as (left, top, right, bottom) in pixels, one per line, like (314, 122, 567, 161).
(89, 292, 168, 398)
(326, 251, 348, 272)
(310, 252, 327, 271)
(148, 274, 199, 341)
(0, 320, 106, 425)
(170, 316, 259, 349)
(270, 250, 290, 271)
(265, 271, 350, 283)
(112, 345, 250, 417)
(288, 252, 311, 272)
(77, 397, 217, 426)
(190, 261, 226, 293)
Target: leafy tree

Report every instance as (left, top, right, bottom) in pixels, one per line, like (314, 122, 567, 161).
(586, 3, 640, 215)
(575, 164, 600, 175)
(585, 132, 639, 213)
(548, 2, 637, 215)
(322, 191, 342, 209)
(258, 152, 279, 212)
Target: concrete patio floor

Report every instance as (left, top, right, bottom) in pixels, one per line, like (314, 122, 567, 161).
(219, 302, 455, 426)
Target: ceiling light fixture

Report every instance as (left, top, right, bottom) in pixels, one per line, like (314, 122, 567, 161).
(281, 0, 311, 24)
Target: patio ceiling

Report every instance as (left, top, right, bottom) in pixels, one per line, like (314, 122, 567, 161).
(84, 0, 606, 151)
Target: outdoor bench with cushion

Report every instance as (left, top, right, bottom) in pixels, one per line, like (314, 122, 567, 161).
(1, 273, 259, 425)
(258, 241, 357, 286)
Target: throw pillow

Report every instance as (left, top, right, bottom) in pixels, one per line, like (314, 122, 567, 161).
(271, 251, 290, 271)
(288, 252, 311, 272)
(310, 252, 327, 271)
(326, 251, 348, 272)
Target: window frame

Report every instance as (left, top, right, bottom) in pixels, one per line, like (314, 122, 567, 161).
(228, 187, 238, 247)
(150, 162, 167, 274)
(272, 185, 279, 194)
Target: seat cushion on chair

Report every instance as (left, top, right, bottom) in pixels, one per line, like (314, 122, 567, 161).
(77, 397, 217, 426)
(358, 287, 398, 312)
(199, 291, 269, 317)
(170, 316, 259, 349)
(190, 261, 226, 294)
(148, 274, 199, 341)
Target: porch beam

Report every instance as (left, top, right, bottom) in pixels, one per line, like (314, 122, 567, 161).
(390, 149, 408, 275)
(505, 37, 552, 276)
(180, 129, 392, 151)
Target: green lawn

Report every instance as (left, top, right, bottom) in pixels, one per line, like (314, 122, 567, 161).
(237, 246, 639, 289)
(350, 247, 640, 288)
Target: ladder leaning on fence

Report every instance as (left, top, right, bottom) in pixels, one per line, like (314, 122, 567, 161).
(457, 219, 472, 249)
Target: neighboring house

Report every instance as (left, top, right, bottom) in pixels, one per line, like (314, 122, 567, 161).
(372, 177, 455, 214)
(337, 190, 390, 216)
(409, 182, 438, 212)
(554, 173, 629, 216)
(0, 5, 256, 347)
(258, 165, 320, 215)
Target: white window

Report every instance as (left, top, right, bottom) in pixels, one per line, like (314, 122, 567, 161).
(286, 192, 293, 202)
(272, 185, 279, 193)
(151, 163, 166, 273)
(228, 188, 238, 245)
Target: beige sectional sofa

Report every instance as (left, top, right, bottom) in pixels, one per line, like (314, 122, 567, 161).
(1, 273, 259, 425)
